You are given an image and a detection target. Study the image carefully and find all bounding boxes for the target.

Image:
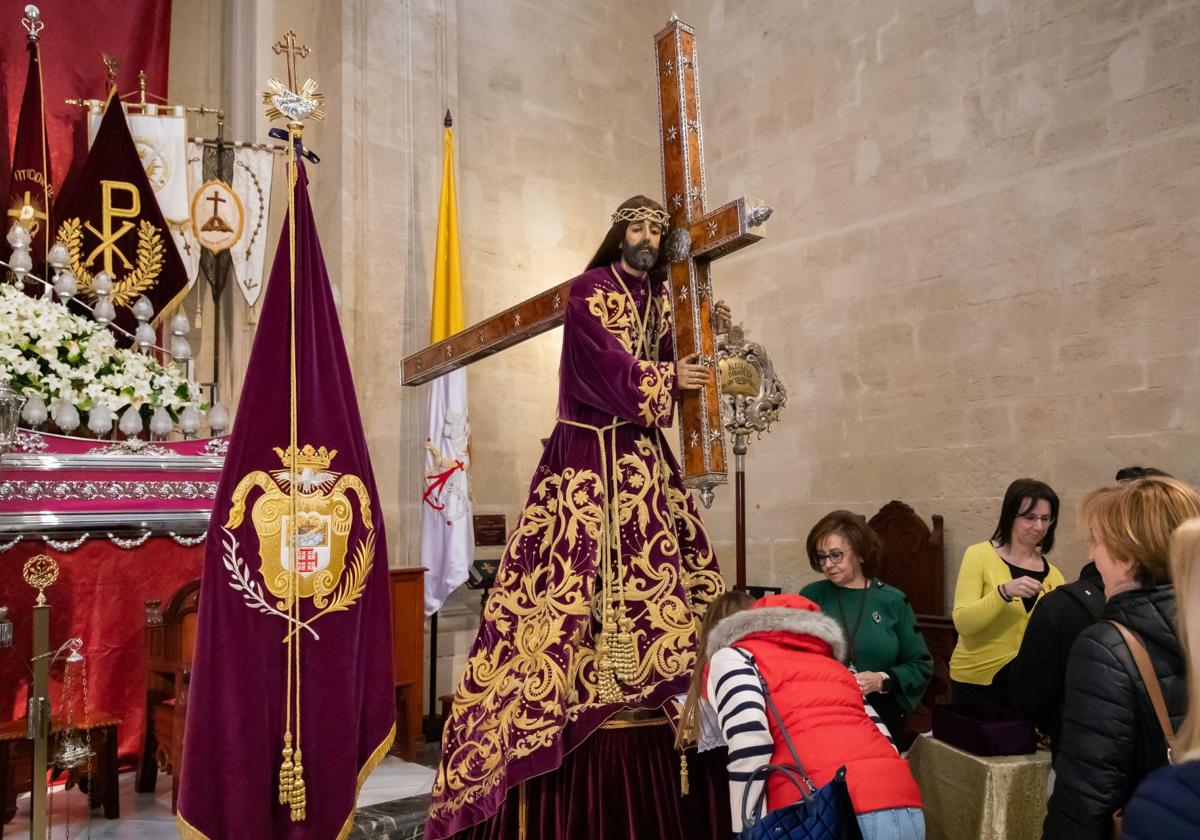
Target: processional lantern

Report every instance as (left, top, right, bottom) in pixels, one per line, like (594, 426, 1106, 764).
(23, 552, 58, 840)
(20, 554, 94, 834)
(717, 323, 787, 590)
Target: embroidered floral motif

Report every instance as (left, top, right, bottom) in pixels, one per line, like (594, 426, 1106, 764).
(658, 289, 673, 344)
(429, 269, 722, 832)
(429, 442, 723, 820)
(585, 287, 638, 354)
(636, 362, 675, 425)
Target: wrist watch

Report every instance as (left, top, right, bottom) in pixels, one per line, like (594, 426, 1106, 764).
(879, 674, 891, 693)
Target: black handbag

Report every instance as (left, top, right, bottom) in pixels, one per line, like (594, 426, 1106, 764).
(734, 649, 863, 840)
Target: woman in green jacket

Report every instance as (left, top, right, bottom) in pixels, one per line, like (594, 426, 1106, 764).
(801, 510, 933, 745)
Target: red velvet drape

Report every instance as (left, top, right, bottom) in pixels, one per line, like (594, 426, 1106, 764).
(0, 537, 203, 763)
(0, 0, 172, 196)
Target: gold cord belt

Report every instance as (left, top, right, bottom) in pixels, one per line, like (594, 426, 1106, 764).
(557, 416, 635, 702)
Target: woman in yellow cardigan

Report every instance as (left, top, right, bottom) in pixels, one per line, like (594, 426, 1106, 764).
(950, 478, 1066, 709)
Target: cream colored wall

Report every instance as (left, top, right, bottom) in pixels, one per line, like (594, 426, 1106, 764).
(452, 1, 667, 540)
(666, 0, 1200, 603)
(167, 0, 668, 571)
(167, 1, 1200, 700)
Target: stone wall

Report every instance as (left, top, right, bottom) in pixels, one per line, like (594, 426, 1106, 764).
(666, 0, 1200, 601)
(168, 0, 1200, 703)
(169, 0, 673, 702)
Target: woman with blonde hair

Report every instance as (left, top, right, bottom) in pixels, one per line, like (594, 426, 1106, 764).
(1122, 518, 1200, 838)
(1043, 477, 1200, 840)
(675, 590, 758, 753)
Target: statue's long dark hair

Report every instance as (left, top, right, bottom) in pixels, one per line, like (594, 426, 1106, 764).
(586, 195, 670, 280)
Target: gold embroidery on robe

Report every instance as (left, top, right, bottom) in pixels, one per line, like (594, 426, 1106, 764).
(429, 439, 723, 818)
(636, 362, 674, 425)
(585, 287, 638, 354)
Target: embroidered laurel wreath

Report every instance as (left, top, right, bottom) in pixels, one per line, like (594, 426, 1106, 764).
(57, 217, 166, 308)
(221, 526, 374, 641)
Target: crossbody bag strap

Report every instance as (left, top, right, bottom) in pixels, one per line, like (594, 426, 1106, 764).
(733, 648, 817, 794)
(1107, 620, 1176, 760)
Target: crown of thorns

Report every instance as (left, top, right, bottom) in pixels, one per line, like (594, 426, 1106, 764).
(610, 206, 671, 227)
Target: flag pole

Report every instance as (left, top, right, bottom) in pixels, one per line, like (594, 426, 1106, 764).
(260, 29, 324, 822)
(422, 108, 456, 743)
(27, 6, 49, 274)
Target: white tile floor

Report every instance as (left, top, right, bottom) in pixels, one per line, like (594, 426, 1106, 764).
(5, 757, 436, 839)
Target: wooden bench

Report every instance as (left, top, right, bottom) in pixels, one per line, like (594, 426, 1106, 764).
(0, 713, 121, 836)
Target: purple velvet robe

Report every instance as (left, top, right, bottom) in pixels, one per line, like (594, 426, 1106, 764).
(426, 262, 725, 837)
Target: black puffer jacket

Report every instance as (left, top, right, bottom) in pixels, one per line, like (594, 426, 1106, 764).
(1042, 586, 1186, 840)
(1008, 562, 1105, 755)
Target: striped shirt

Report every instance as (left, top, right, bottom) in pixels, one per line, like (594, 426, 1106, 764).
(706, 647, 896, 832)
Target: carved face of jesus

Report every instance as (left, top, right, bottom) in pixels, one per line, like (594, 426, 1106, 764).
(621, 219, 663, 272)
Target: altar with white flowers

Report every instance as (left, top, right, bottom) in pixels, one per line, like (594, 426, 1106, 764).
(0, 223, 230, 766)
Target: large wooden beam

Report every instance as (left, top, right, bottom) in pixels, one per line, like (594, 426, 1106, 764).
(401, 280, 571, 386)
(655, 16, 771, 499)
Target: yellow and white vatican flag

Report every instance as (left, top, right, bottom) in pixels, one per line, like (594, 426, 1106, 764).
(89, 104, 192, 271)
(421, 114, 474, 617)
(229, 145, 275, 308)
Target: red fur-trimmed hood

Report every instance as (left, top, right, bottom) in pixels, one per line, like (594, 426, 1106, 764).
(706, 593, 847, 661)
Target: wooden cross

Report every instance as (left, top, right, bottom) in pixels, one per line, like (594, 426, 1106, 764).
(273, 31, 310, 90)
(206, 190, 226, 217)
(401, 15, 770, 503)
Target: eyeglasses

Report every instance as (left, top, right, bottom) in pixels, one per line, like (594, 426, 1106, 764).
(1017, 513, 1055, 525)
(816, 550, 846, 567)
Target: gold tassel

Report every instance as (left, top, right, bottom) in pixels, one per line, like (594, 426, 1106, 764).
(290, 750, 307, 821)
(680, 752, 690, 796)
(613, 612, 637, 683)
(278, 734, 294, 805)
(595, 621, 623, 703)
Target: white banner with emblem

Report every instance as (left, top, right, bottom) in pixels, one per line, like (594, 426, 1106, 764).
(229, 146, 274, 308)
(182, 140, 204, 285)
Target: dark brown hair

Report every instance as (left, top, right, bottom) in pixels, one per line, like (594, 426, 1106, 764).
(805, 510, 882, 578)
(991, 478, 1060, 553)
(674, 590, 756, 750)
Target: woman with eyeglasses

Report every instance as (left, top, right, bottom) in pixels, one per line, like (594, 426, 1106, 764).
(800, 510, 933, 745)
(949, 478, 1065, 709)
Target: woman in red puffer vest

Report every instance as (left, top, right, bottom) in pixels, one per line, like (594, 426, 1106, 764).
(703, 593, 924, 839)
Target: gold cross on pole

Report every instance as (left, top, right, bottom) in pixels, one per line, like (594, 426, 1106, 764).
(273, 31, 310, 91)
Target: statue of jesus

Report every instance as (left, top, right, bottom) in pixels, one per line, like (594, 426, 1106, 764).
(426, 195, 730, 838)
